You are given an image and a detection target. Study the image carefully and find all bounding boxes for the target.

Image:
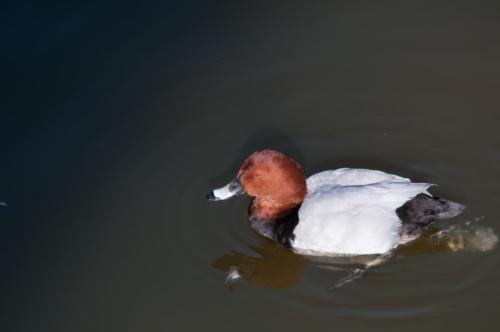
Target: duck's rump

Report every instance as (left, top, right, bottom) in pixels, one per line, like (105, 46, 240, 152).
(396, 193, 465, 243)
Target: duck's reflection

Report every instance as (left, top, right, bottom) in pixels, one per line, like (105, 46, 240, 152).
(212, 225, 496, 289)
(212, 240, 308, 288)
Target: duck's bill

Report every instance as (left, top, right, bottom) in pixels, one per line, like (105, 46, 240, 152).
(207, 177, 245, 201)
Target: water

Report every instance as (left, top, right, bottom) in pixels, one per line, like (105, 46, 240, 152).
(2, 1, 500, 331)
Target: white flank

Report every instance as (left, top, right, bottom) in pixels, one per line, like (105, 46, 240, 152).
(292, 168, 432, 255)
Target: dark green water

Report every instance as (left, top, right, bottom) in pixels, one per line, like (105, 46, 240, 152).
(2, 1, 500, 331)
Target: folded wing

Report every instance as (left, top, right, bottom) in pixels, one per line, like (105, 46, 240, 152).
(292, 169, 432, 255)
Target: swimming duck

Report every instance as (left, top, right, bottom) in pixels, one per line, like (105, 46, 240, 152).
(207, 149, 465, 256)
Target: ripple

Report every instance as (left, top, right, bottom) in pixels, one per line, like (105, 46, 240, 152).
(173, 130, 500, 322)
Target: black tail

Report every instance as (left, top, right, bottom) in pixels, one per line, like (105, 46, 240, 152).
(397, 194, 465, 240)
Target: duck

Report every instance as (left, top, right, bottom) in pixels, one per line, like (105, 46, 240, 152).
(207, 149, 465, 257)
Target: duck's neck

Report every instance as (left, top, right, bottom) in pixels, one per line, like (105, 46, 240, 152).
(250, 197, 298, 221)
(249, 201, 300, 247)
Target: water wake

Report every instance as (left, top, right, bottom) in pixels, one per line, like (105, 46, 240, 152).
(430, 222, 498, 252)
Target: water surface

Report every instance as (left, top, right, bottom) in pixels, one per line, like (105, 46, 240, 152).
(2, 1, 500, 331)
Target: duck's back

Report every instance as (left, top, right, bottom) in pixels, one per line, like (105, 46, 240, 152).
(291, 169, 432, 255)
(305, 168, 412, 191)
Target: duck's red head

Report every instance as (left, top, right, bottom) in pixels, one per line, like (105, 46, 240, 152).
(208, 149, 307, 220)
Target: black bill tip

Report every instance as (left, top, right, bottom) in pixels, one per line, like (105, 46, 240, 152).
(206, 190, 217, 201)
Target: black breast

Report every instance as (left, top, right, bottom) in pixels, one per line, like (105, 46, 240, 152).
(248, 203, 300, 248)
(272, 208, 300, 247)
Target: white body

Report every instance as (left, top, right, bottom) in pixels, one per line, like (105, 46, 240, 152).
(291, 168, 432, 255)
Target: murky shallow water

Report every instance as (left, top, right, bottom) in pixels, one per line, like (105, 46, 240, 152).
(2, 1, 500, 331)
